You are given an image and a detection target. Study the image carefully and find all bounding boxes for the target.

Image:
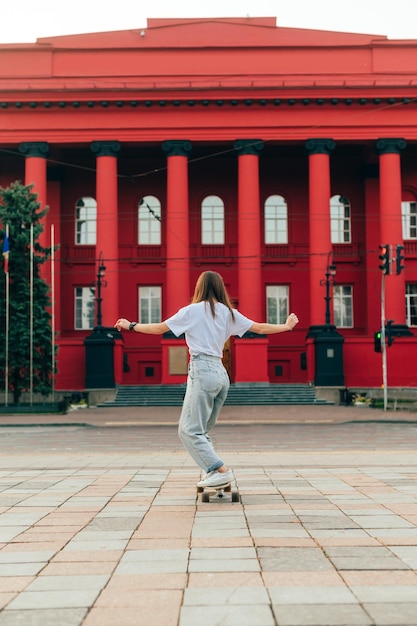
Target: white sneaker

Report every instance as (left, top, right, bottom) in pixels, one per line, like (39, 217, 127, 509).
(197, 469, 233, 488)
(200, 471, 214, 481)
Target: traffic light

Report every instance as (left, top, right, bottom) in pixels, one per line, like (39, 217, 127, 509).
(386, 319, 394, 347)
(396, 244, 405, 275)
(385, 321, 413, 345)
(378, 244, 391, 274)
(374, 321, 413, 352)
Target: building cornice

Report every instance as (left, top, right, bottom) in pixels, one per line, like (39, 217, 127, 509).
(1, 96, 416, 110)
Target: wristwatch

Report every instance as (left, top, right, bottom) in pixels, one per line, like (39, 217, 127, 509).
(129, 322, 137, 331)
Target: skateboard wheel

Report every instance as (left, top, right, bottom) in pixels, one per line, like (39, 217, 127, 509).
(201, 492, 210, 503)
(224, 484, 232, 493)
(197, 486, 204, 493)
(231, 490, 240, 503)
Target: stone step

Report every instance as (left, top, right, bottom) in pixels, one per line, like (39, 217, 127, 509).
(97, 384, 332, 407)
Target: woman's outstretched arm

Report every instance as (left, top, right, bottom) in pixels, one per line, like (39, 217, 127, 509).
(114, 318, 170, 335)
(249, 313, 299, 335)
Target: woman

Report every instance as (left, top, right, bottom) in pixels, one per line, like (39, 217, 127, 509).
(114, 271, 299, 488)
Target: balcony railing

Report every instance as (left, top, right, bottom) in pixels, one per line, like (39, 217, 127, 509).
(332, 243, 362, 264)
(405, 240, 417, 257)
(191, 243, 237, 266)
(60, 241, 385, 268)
(61, 244, 95, 265)
(120, 244, 167, 265)
(262, 243, 307, 264)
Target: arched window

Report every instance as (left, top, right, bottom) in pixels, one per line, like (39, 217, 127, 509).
(330, 195, 351, 243)
(264, 195, 288, 244)
(201, 195, 224, 244)
(75, 197, 96, 244)
(138, 196, 161, 245)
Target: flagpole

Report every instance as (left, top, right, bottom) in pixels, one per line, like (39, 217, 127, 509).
(29, 223, 33, 406)
(4, 224, 9, 407)
(51, 224, 55, 402)
(5, 266, 9, 407)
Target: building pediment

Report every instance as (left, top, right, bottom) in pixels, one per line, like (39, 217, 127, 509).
(1, 16, 416, 95)
(33, 17, 387, 50)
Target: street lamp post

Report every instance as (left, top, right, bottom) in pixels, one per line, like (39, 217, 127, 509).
(84, 251, 115, 389)
(322, 251, 337, 327)
(95, 252, 107, 329)
(307, 250, 344, 387)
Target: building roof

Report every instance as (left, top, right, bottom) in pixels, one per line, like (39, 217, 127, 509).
(1, 17, 417, 145)
(30, 17, 388, 49)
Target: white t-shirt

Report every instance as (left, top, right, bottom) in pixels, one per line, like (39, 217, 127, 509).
(165, 301, 253, 358)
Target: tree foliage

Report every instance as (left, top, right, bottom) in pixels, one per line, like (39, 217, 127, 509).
(0, 181, 56, 404)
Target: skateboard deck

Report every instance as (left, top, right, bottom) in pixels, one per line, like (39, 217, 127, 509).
(197, 482, 240, 503)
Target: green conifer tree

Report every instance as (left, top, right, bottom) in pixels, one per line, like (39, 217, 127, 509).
(0, 181, 56, 405)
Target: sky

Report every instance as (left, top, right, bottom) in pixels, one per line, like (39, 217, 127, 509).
(1, 0, 416, 43)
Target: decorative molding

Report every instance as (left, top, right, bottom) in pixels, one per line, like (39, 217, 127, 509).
(90, 141, 121, 157)
(162, 140, 192, 157)
(2, 98, 413, 110)
(18, 142, 50, 158)
(234, 139, 264, 156)
(375, 138, 407, 155)
(305, 138, 336, 155)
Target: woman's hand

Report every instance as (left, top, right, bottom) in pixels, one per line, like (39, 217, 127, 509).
(286, 313, 299, 330)
(114, 318, 130, 332)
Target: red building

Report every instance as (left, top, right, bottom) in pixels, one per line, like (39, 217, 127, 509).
(1, 17, 417, 399)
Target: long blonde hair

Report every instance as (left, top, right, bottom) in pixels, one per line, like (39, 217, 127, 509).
(191, 271, 235, 320)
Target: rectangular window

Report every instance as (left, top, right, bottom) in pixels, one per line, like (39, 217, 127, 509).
(75, 199, 96, 244)
(402, 201, 417, 239)
(74, 287, 95, 329)
(330, 196, 351, 244)
(406, 284, 417, 326)
(139, 286, 161, 323)
(266, 285, 289, 324)
(333, 285, 353, 328)
(139, 216, 161, 244)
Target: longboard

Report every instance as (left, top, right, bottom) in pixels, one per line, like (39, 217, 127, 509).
(197, 482, 240, 503)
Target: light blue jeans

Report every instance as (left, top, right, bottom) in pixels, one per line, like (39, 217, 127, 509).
(178, 354, 230, 473)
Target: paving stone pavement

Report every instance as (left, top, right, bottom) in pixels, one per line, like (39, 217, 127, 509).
(0, 406, 417, 625)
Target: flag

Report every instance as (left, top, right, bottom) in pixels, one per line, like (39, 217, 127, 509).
(2, 227, 9, 274)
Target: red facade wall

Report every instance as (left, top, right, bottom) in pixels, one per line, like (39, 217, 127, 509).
(1, 17, 417, 392)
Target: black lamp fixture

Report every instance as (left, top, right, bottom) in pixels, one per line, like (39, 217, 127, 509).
(322, 251, 337, 326)
(95, 251, 107, 328)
